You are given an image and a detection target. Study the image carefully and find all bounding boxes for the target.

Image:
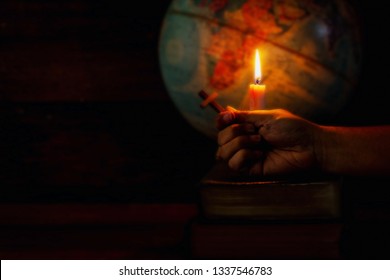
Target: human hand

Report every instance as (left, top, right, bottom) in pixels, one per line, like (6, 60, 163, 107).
(216, 107, 322, 176)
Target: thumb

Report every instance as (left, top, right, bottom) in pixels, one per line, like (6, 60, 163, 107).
(217, 108, 271, 130)
(216, 105, 238, 130)
(216, 110, 236, 130)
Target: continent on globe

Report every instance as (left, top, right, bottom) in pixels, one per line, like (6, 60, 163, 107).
(159, 0, 361, 138)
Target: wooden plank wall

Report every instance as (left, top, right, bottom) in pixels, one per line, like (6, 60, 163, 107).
(0, 0, 217, 198)
(0, 0, 216, 259)
(0, 0, 390, 259)
(0, 0, 171, 101)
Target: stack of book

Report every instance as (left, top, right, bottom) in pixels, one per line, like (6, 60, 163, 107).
(191, 161, 344, 259)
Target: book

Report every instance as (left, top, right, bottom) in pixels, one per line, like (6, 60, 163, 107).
(190, 220, 342, 259)
(198, 161, 343, 221)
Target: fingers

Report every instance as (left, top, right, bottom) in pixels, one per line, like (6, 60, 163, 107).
(217, 109, 278, 130)
(249, 161, 264, 176)
(218, 134, 261, 160)
(218, 123, 256, 146)
(228, 149, 263, 172)
(215, 123, 256, 160)
(216, 111, 237, 130)
(215, 146, 222, 160)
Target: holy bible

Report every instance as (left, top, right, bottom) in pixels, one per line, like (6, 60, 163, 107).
(191, 221, 342, 259)
(198, 161, 343, 221)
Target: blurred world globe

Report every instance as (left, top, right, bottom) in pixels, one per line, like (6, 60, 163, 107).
(159, 0, 361, 138)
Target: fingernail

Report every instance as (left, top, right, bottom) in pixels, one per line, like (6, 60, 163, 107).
(222, 112, 234, 123)
(226, 105, 238, 112)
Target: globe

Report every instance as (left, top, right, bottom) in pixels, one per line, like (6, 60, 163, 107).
(159, 0, 361, 138)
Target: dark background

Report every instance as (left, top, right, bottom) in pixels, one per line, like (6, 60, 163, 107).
(0, 0, 389, 259)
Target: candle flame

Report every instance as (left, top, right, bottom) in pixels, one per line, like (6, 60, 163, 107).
(254, 49, 261, 84)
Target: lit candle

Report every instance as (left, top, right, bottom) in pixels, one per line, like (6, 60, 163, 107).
(249, 49, 266, 110)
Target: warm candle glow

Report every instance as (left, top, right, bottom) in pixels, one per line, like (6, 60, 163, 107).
(248, 48, 266, 110)
(255, 49, 261, 84)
